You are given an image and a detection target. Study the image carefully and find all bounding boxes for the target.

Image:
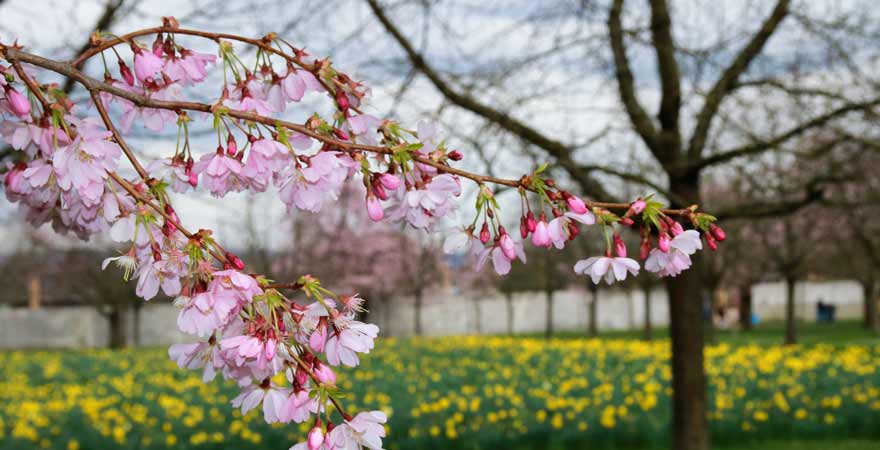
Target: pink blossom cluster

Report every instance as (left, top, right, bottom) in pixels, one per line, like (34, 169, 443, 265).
(0, 22, 728, 450)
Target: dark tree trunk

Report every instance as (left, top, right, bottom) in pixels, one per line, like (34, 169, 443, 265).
(702, 285, 715, 344)
(505, 291, 515, 335)
(588, 283, 598, 337)
(643, 284, 653, 341)
(862, 279, 878, 334)
(739, 284, 753, 331)
(544, 289, 554, 339)
(132, 302, 142, 346)
(414, 288, 423, 336)
(107, 306, 126, 349)
(784, 276, 797, 345)
(667, 176, 708, 450)
(474, 296, 482, 335)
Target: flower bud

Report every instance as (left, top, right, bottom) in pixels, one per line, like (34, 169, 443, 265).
(629, 199, 647, 215)
(499, 230, 516, 260)
(613, 233, 627, 258)
(619, 217, 634, 226)
(313, 362, 336, 385)
(567, 221, 579, 240)
(705, 233, 718, 251)
(4, 86, 30, 117)
(479, 222, 491, 244)
(531, 218, 551, 248)
(526, 211, 537, 232)
(378, 173, 401, 190)
(563, 193, 588, 215)
(335, 88, 350, 111)
(447, 150, 463, 161)
(307, 425, 325, 450)
(639, 238, 651, 260)
(710, 223, 726, 241)
(669, 221, 684, 236)
(225, 252, 245, 270)
(333, 128, 349, 141)
(372, 181, 388, 201)
(519, 216, 529, 239)
(366, 195, 384, 221)
(226, 134, 238, 156)
(118, 60, 135, 86)
(658, 233, 671, 252)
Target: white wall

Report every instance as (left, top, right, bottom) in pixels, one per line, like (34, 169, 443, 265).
(0, 279, 867, 348)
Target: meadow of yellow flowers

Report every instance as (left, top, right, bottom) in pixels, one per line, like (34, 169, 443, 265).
(1, 337, 879, 450)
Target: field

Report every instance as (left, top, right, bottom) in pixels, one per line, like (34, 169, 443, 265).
(1, 323, 879, 450)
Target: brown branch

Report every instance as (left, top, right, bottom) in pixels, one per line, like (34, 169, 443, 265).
(608, 0, 659, 156)
(62, 0, 128, 94)
(2, 36, 700, 216)
(649, 0, 681, 135)
(687, 0, 790, 160)
(693, 99, 880, 169)
(362, 0, 613, 201)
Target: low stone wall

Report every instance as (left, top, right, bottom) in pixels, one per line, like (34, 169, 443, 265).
(0, 280, 866, 349)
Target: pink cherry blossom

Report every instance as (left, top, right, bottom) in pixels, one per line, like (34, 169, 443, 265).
(281, 389, 318, 424)
(193, 149, 245, 197)
(547, 211, 595, 249)
(325, 321, 379, 367)
(3, 86, 30, 117)
(645, 229, 702, 277)
(133, 48, 165, 83)
(574, 256, 640, 285)
(366, 195, 384, 221)
(347, 411, 387, 450)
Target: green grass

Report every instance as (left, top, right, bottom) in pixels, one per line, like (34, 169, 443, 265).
(526, 320, 880, 346)
(716, 438, 879, 450)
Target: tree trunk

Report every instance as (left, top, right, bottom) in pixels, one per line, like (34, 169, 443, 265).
(739, 284, 753, 331)
(667, 176, 708, 450)
(505, 291, 515, 335)
(107, 306, 126, 349)
(862, 279, 878, 334)
(414, 288, 423, 336)
(703, 283, 716, 344)
(643, 284, 653, 341)
(132, 302, 142, 347)
(474, 296, 482, 335)
(588, 283, 598, 337)
(544, 289, 554, 339)
(784, 276, 797, 345)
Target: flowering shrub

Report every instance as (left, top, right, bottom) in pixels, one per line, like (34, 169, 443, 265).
(0, 18, 724, 450)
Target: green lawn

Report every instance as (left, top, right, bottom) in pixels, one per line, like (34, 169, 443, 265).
(529, 320, 880, 346)
(717, 439, 879, 450)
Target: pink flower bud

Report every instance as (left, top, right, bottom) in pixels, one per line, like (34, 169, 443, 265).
(519, 216, 529, 239)
(378, 173, 401, 190)
(225, 252, 245, 270)
(639, 238, 651, 260)
(710, 223, 726, 241)
(372, 181, 388, 201)
(366, 195, 384, 221)
(658, 233, 671, 252)
(629, 199, 647, 215)
(613, 233, 627, 258)
(705, 233, 718, 251)
(526, 211, 537, 233)
(479, 222, 491, 244)
(313, 362, 336, 385)
(226, 134, 238, 156)
(619, 217, 634, 226)
(567, 221, 579, 240)
(447, 150, 463, 161)
(564, 193, 588, 215)
(333, 128, 349, 141)
(308, 425, 325, 450)
(118, 60, 135, 86)
(531, 220, 551, 248)
(669, 221, 684, 236)
(499, 231, 516, 260)
(4, 86, 30, 117)
(335, 89, 350, 111)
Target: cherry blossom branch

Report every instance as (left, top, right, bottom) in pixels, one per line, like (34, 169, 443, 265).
(2, 45, 694, 216)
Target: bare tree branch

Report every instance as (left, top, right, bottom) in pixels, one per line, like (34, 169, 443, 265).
(608, 0, 659, 155)
(687, 0, 790, 160)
